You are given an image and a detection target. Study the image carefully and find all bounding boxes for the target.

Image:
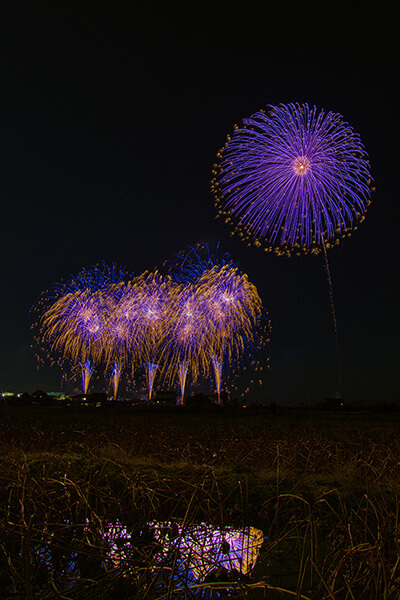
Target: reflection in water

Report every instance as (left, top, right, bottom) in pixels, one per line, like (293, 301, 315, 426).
(103, 520, 137, 572)
(148, 521, 264, 581)
(33, 519, 264, 597)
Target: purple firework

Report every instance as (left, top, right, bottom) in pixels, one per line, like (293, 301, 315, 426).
(212, 103, 373, 256)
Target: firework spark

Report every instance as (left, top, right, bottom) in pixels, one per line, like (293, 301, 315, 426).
(58, 261, 132, 293)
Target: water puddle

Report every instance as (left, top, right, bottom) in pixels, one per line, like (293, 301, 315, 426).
(30, 518, 265, 598)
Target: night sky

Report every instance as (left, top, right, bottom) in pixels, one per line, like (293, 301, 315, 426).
(1, 3, 398, 404)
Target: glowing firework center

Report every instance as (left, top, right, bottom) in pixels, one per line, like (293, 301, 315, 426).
(292, 155, 311, 176)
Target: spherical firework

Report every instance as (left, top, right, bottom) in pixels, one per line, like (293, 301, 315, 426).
(212, 103, 373, 256)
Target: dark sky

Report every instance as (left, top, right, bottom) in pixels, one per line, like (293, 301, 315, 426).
(1, 3, 398, 404)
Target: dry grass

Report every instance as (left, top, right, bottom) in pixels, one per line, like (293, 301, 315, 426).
(1, 407, 400, 598)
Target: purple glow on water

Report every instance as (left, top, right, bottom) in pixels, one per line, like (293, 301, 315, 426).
(34, 518, 264, 596)
(149, 520, 264, 582)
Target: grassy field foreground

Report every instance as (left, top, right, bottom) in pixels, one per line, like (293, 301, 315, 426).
(1, 406, 400, 599)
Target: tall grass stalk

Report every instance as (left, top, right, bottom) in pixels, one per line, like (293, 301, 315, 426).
(2, 408, 400, 598)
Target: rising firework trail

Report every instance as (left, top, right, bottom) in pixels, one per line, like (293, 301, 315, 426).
(146, 362, 158, 401)
(110, 361, 122, 401)
(211, 355, 223, 405)
(80, 358, 94, 394)
(176, 361, 189, 405)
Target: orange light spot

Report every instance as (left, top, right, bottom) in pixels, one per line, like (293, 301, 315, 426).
(292, 156, 311, 176)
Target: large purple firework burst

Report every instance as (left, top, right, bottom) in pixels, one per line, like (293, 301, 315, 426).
(212, 103, 373, 256)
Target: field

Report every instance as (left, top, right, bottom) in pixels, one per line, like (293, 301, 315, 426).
(1, 405, 400, 599)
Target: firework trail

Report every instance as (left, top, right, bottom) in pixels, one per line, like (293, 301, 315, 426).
(145, 362, 158, 401)
(322, 240, 341, 386)
(110, 361, 122, 401)
(80, 358, 94, 394)
(212, 103, 372, 256)
(210, 355, 223, 405)
(176, 361, 189, 406)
